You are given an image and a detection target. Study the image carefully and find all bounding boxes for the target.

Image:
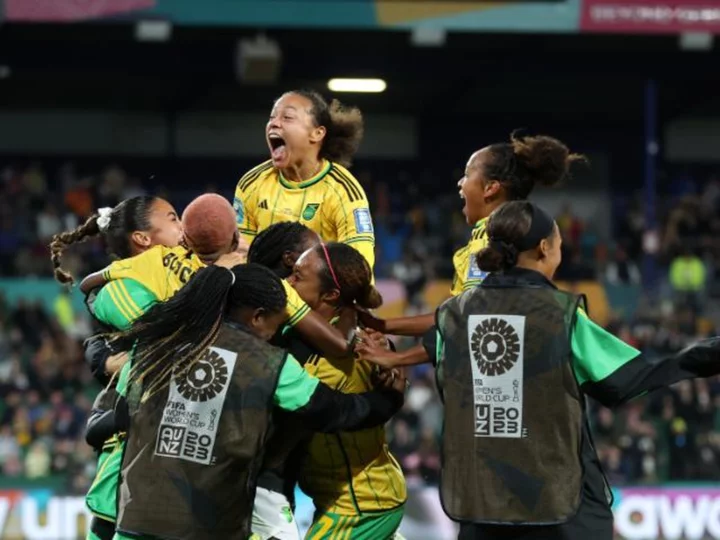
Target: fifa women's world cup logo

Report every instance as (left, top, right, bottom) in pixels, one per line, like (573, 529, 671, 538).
(175, 349, 229, 402)
(470, 317, 521, 377)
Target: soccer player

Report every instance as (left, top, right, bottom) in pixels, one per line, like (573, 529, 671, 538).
(51, 194, 242, 540)
(234, 90, 375, 270)
(356, 133, 584, 367)
(433, 201, 720, 540)
(247, 223, 398, 540)
(105, 263, 408, 540)
(282, 242, 407, 540)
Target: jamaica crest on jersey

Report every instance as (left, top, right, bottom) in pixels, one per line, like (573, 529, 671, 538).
(302, 203, 320, 221)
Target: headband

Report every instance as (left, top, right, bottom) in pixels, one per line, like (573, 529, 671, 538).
(490, 203, 555, 253)
(320, 243, 341, 291)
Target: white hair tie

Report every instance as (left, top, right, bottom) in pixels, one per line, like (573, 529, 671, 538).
(96, 207, 113, 232)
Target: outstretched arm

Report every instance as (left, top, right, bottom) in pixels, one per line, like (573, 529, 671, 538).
(357, 307, 435, 337)
(572, 311, 720, 408)
(274, 355, 405, 433)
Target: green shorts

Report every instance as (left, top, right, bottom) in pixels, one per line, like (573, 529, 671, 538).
(86, 437, 125, 522)
(305, 506, 404, 540)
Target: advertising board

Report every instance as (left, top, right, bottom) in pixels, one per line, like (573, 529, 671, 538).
(0, 485, 719, 539)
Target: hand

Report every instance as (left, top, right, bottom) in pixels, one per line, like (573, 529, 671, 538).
(358, 329, 390, 351)
(214, 251, 246, 269)
(355, 338, 399, 369)
(105, 352, 129, 375)
(355, 306, 387, 333)
(373, 367, 407, 393)
(235, 236, 250, 258)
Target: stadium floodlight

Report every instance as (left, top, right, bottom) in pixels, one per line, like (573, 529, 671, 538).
(679, 32, 713, 51)
(135, 20, 172, 42)
(327, 78, 387, 93)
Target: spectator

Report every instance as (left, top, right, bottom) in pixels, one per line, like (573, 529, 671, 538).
(669, 247, 707, 312)
(25, 441, 51, 479)
(605, 246, 642, 286)
(36, 202, 62, 242)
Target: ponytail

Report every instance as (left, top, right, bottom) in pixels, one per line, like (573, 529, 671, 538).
(359, 283, 383, 310)
(50, 214, 101, 285)
(315, 243, 382, 309)
(322, 99, 364, 168)
(483, 132, 586, 201)
(475, 201, 556, 273)
(476, 240, 519, 273)
(49, 196, 158, 285)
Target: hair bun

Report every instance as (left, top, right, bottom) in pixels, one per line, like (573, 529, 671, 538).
(489, 239, 519, 268)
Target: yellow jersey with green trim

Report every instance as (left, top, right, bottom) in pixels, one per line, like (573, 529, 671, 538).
(102, 245, 310, 326)
(102, 245, 205, 307)
(298, 352, 406, 515)
(234, 160, 375, 270)
(451, 218, 489, 296)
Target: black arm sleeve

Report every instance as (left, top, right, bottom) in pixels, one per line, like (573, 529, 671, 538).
(85, 387, 122, 450)
(293, 384, 403, 434)
(581, 337, 720, 409)
(86, 410, 116, 450)
(84, 336, 113, 386)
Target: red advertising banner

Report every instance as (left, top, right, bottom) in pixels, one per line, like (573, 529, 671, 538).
(581, 0, 720, 34)
(6, 0, 155, 22)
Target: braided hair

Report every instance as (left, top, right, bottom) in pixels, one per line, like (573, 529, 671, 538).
(314, 242, 382, 309)
(50, 196, 157, 285)
(248, 221, 316, 278)
(483, 132, 585, 201)
(109, 263, 286, 402)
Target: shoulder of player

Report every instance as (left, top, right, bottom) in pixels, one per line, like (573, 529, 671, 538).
(325, 162, 367, 204)
(236, 160, 275, 193)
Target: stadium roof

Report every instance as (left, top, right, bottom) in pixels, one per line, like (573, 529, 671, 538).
(0, 25, 718, 125)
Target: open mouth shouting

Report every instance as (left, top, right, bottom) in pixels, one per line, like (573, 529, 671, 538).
(268, 133, 288, 165)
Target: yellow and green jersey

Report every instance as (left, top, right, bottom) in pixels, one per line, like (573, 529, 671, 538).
(298, 333, 406, 515)
(234, 160, 375, 270)
(98, 244, 310, 328)
(451, 217, 489, 296)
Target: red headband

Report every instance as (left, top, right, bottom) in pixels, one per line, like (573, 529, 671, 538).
(320, 243, 341, 291)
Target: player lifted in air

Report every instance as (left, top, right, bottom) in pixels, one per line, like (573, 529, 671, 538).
(234, 90, 375, 270)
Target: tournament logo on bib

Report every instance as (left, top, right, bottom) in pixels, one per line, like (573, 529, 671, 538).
(470, 317, 520, 376)
(156, 346, 237, 464)
(176, 349, 229, 402)
(467, 315, 525, 438)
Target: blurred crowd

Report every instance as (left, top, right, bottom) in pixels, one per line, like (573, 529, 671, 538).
(0, 160, 719, 490)
(0, 293, 97, 492)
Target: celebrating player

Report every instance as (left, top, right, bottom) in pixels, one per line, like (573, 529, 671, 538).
(51, 194, 242, 540)
(356, 133, 584, 367)
(234, 90, 375, 269)
(286, 243, 406, 539)
(105, 263, 406, 540)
